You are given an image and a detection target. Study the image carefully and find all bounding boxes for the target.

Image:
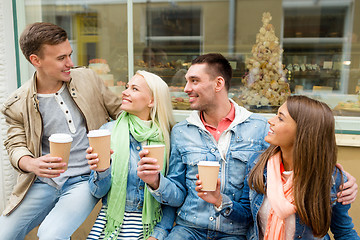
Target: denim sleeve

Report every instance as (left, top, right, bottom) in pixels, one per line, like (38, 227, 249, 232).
(330, 169, 360, 240)
(149, 130, 187, 207)
(150, 205, 177, 240)
(88, 166, 112, 199)
(218, 155, 257, 223)
(218, 173, 252, 223)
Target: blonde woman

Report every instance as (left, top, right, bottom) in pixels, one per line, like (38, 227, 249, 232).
(86, 70, 175, 240)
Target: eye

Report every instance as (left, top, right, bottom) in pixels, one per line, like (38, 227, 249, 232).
(132, 87, 138, 91)
(58, 56, 65, 60)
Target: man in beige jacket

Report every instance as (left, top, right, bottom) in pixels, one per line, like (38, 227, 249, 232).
(0, 22, 122, 239)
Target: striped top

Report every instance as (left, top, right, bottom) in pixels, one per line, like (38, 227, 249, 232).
(87, 205, 145, 240)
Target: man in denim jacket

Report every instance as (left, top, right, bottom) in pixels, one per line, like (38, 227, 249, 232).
(138, 53, 358, 239)
(138, 53, 268, 239)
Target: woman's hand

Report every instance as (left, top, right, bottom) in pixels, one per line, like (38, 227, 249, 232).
(195, 174, 222, 207)
(137, 149, 161, 190)
(147, 237, 157, 240)
(86, 147, 113, 171)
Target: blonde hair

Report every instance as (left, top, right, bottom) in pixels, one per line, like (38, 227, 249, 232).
(136, 70, 175, 172)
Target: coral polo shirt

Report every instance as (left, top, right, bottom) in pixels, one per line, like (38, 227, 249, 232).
(200, 102, 235, 141)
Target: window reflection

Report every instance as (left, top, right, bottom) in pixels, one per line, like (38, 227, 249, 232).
(21, 0, 360, 119)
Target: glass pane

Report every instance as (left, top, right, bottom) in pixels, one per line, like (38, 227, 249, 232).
(17, 0, 360, 133)
(24, 1, 128, 95)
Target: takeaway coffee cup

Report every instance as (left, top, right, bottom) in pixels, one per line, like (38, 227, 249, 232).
(197, 161, 220, 191)
(87, 129, 111, 171)
(142, 144, 165, 171)
(49, 133, 73, 170)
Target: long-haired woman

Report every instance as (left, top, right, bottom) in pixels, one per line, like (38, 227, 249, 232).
(196, 95, 359, 239)
(246, 95, 359, 239)
(86, 70, 175, 240)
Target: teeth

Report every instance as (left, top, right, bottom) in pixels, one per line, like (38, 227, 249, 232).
(269, 129, 274, 134)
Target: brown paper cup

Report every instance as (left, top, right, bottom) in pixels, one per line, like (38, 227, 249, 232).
(49, 134, 73, 171)
(197, 161, 220, 191)
(88, 130, 111, 171)
(142, 144, 165, 171)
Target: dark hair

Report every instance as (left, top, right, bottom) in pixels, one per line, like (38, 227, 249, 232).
(248, 95, 339, 237)
(192, 53, 232, 91)
(19, 22, 68, 62)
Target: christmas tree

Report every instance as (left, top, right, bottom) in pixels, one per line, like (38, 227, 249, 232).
(240, 12, 290, 106)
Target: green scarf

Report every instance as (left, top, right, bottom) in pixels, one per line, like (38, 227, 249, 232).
(104, 111, 166, 239)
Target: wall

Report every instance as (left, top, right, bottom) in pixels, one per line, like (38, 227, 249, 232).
(337, 146, 360, 235)
(0, 0, 19, 212)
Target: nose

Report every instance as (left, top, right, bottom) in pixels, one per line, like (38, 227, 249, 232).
(184, 81, 191, 93)
(66, 56, 74, 67)
(268, 116, 276, 125)
(122, 88, 129, 96)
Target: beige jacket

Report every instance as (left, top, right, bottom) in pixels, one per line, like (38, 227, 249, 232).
(1, 67, 122, 215)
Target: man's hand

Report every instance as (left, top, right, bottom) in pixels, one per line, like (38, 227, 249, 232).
(19, 155, 66, 178)
(336, 163, 358, 204)
(195, 174, 222, 208)
(147, 237, 157, 240)
(137, 149, 160, 190)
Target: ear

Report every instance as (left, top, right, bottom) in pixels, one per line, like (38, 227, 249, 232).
(148, 98, 154, 108)
(29, 54, 41, 67)
(214, 76, 226, 93)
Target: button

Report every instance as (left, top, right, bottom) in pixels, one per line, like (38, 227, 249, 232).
(60, 102, 63, 104)
(66, 111, 69, 114)
(211, 148, 215, 153)
(217, 131, 220, 134)
(72, 88, 75, 91)
(72, 93, 75, 96)
(296, 236, 302, 239)
(139, 186, 144, 190)
(137, 205, 142, 210)
(209, 216, 214, 221)
(69, 120, 72, 123)
(136, 146, 140, 150)
(15, 96, 18, 98)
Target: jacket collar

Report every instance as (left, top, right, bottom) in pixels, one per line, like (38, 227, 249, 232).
(30, 71, 76, 99)
(186, 98, 253, 130)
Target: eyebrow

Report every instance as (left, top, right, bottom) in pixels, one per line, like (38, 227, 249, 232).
(57, 50, 73, 59)
(127, 83, 141, 88)
(278, 111, 286, 118)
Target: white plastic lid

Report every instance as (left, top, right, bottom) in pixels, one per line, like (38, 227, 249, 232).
(48, 133, 73, 143)
(87, 129, 111, 138)
(197, 161, 220, 166)
(143, 144, 165, 148)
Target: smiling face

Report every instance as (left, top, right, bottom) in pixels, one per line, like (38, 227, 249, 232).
(121, 74, 154, 120)
(33, 39, 74, 86)
(184, 63, 217, 111)
(265, 103, 297, 150)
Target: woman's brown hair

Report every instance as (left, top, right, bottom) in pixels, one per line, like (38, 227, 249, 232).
(248, 95, 339, 237)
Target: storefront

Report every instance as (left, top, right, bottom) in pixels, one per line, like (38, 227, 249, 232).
(0, 0, 359, 237)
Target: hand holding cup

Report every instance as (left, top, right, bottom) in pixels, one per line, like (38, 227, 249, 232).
(87, 129, 111, 171)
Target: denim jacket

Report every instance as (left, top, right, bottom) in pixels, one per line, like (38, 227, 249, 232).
(88, 121, 174, 240)
(226, 153, 360, 240)
(150, 101, 269, 236)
